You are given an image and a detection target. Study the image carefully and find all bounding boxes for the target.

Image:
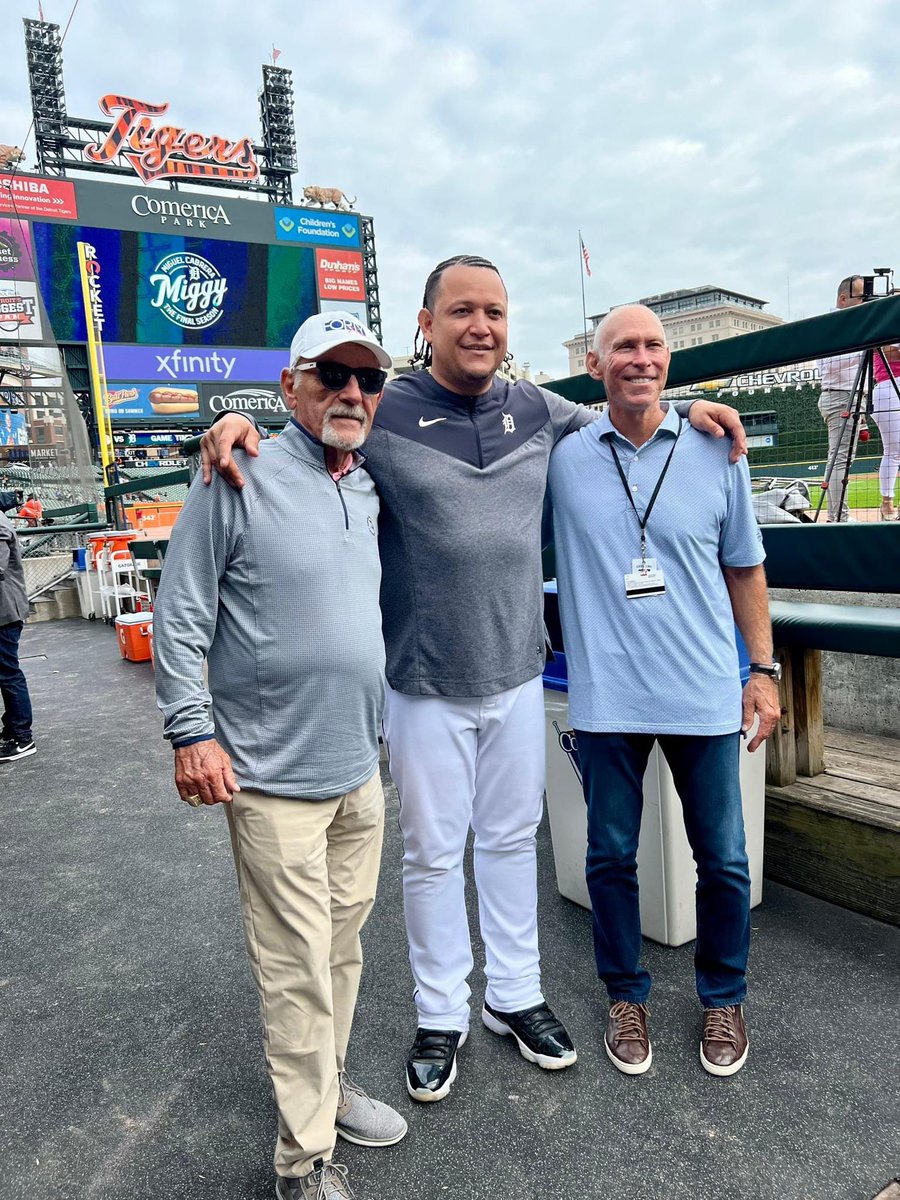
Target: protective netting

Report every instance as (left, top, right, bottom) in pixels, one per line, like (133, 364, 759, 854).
(1, 210, 102, 605)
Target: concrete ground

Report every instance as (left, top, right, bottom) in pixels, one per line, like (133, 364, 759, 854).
(2, 618, 898, 1200)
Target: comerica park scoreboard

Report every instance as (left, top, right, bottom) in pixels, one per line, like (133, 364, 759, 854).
(1, 172, 380, 430)
(0, 18, 381, 448)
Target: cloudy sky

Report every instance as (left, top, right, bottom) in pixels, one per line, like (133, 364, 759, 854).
(2, 0, 899, 377)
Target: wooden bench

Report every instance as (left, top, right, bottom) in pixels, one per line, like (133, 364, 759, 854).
(761, 524, 900, 786)
(761, 524, 899, 925)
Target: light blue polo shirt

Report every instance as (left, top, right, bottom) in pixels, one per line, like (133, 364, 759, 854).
(547, 404, 764, 735)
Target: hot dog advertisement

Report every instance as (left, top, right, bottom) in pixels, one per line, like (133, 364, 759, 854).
(105, 383, 200, 422)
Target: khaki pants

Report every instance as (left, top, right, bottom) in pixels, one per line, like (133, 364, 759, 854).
(225, 770, 385, 1178)
(818, 389, 855, 521)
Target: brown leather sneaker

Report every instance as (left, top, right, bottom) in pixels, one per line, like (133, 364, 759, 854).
(700, 1004, 749, 1076)
(605, 1001, 651, 1075)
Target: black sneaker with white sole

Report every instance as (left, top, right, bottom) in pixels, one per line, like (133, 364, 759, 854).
(405, 1027, 467, 1102)
(482, 1001, 577, 1069)
(0, 737, 36, 763)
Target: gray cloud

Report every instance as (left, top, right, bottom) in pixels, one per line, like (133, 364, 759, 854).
(2, 0, 898, 375)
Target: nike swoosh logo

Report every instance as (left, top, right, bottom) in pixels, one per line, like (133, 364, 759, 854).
(418, 417, 447, 428)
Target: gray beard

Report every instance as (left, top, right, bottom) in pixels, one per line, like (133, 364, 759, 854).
(321, 404, 368, 451)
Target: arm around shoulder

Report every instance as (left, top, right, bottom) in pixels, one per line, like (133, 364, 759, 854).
(542, 388, 600, 443)
(678, 399, 748, 463)
(199, 411, 264, 488)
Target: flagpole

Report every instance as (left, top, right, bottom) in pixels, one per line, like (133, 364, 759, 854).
(578, 230, 589, 364)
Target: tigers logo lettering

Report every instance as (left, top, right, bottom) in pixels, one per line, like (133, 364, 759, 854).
(85, 95, 260, 186)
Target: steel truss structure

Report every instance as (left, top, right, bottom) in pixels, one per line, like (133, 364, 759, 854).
(360, 217, 382, 342)
(257, 66, 297, 205)
(23, 19, 297, 203)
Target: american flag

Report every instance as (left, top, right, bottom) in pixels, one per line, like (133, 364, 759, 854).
(580, 236, 592, 278)
(272, 46, 282, 63)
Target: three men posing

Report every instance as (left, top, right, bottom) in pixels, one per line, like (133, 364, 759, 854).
(168, 260, 763, 1194)
(200, 258, 754, 1081)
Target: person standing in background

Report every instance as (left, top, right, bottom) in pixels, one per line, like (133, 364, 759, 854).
(0, 508, 36, 763)
(817, 276, 864, 522)
(872, 337, 900, 519)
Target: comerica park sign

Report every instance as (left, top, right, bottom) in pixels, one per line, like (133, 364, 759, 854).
(84, 94, 260, 186)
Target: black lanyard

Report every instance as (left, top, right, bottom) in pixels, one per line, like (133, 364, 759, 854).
(608, 417, 682, 562)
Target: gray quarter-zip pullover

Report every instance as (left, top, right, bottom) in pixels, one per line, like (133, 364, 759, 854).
(153, 420, 385, 799)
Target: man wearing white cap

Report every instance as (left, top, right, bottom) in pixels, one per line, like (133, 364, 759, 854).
(154, 312, 406, 1200)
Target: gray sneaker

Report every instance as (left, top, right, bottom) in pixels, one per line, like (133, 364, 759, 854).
(335, 1072, 408, 1147)
(276, 1159, 354, 1199)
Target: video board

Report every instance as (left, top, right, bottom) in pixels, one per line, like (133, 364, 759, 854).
(31, 221, 318, 348)
(0, 172, 378, 427)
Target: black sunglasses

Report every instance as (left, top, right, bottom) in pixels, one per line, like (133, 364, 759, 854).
(294, 361, 388, 395)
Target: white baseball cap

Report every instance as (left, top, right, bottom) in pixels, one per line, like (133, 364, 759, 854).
(288, 311, 391, 370)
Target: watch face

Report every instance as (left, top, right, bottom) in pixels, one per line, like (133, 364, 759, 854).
(751, 663, 782, 681)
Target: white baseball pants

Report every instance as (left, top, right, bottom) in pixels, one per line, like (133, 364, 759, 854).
(382, 676, 546, 1031)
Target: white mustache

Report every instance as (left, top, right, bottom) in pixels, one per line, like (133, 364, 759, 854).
(325, 404, 367, 423)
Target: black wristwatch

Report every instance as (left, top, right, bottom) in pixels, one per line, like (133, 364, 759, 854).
(749, 661, 782, 682)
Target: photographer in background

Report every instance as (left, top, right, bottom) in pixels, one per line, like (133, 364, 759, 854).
(0, 501, 35, 763)
(817, 275, 864, 522)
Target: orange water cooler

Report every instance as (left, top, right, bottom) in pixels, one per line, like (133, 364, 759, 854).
(116, 613, 153, 663)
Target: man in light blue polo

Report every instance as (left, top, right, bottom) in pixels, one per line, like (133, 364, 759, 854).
(546, 304, 780, 1078)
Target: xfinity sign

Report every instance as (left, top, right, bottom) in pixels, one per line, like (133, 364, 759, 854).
(154, 348, 237, 380)
(103, 344, 289, 384)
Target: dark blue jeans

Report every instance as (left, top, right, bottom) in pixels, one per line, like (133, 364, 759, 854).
(577, 731, 750, 1009)
(0, 621, 33, 743)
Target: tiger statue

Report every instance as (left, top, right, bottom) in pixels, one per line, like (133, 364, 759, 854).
(302, 185, 357, 211)
(0, 145, 25, 169)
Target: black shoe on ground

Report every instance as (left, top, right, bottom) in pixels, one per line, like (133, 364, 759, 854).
(0, 737, 36, 763)
(482, 1000, 577, 1069)
(405, 1027, 467, 1102)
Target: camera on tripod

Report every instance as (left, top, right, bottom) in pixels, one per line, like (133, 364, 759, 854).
(861, 267, 893, 302)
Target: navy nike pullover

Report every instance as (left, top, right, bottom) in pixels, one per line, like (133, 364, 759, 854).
(365, 371, 594, 696)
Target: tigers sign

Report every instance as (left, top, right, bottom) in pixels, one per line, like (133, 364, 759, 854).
(84, 95, 260, 186)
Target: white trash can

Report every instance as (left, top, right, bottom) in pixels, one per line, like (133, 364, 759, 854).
(543, 685, 766, 948)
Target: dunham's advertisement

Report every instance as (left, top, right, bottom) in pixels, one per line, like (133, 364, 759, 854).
(315, 250, 365, 302)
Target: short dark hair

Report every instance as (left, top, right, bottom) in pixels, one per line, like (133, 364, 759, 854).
(412, 255, 505, 369)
